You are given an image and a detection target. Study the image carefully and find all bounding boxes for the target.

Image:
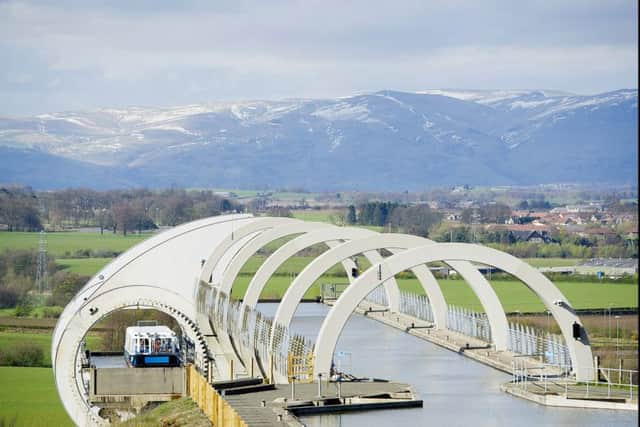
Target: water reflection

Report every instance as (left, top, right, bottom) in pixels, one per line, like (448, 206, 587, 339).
(258, 303, 636, 427)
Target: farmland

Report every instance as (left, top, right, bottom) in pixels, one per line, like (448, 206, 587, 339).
(0, 367, 74, 426)
(230, 274, 638, 313)
(0, 231, 636, 314)
(0, 231, 147, 257)
(0, 229, 636, 425)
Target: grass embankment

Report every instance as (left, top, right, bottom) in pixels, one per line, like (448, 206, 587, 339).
(0, 367, 74, 427)
(115, 398, 210, 427)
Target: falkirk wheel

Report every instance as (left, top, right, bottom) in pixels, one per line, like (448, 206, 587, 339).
(52, 214, 594, 426)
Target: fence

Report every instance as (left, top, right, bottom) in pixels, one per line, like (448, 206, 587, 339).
(199, 283, 315, 383)
(320, 283, 574, 371)
(508, 322, 571, 366)
(512, 360, 637, 401)
(447, 304, 492, 342)
(398, 290, 434, 323)
(187, 364, 248, 426)
(364, 284, 388, 307)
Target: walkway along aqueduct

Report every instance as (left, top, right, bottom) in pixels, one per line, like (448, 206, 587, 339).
(52, 214, 594, 425)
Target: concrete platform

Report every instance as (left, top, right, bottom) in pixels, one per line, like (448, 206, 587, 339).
(338, 301, 637, 411)
(342, 301, 560, 376)
(502, 382, 637, 411)
(222, 381, 420, 426)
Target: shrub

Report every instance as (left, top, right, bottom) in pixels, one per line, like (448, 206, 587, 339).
(0, 415, 18, 427)
(14, 296, 35, 317)
(48, 271, 89, 307)
(0, 342, 45, 367)
(40, 305, 63, 318)
(0, 288, 19, 308)
(72, 249, 92, 258)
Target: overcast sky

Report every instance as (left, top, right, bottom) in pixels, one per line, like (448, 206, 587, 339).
(1, 0, 637, 116)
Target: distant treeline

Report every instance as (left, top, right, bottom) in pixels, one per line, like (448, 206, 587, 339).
(348, 201, 443, 237)
(0, 186, 244, 234)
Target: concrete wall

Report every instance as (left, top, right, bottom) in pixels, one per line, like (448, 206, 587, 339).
(91, 367, 185, 396)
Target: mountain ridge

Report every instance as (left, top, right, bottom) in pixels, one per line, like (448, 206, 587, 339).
(0, 89, 636, 190)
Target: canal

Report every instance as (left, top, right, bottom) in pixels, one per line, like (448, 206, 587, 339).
(258, 303, 637, 427)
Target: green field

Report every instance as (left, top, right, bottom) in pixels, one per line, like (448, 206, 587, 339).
(57, 257, 113, 276)
(0, 367, 73, 427)
(0, 331, 102, 366)
(522, 258, 583, 268)
(230, 275, 638, 313)
(291, 209, 339, 223)
(237, 255, 368, 276)
(0, 231, 636, 315)
(0, 231, 149, 257)
(396, 279, 638, 313)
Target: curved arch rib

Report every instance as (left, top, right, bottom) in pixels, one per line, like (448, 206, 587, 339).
(53, 214, 253, 426)
(240, 227, 397, 311)
(313, 243, 594, 382)
(199, 217, 300, 286)
(273, 234, 447, 331)
(218, 221, 332, 293)
(272, 234, 510, 352)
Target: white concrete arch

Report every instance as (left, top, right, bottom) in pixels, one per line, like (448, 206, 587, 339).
(313, 243, 594, 382)
(53, 214, 253, 369)
(272, 233, 448, 331)
(199, 217, 300, 286)
(249, 229, 509, 351)
(217, 222, 355, 298)
(271, 233, 510, 352)
(52, 214, 253, 426)
(240, 227, 398, 311)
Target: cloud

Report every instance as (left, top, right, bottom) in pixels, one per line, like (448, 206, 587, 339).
(0, 0, 637, 115)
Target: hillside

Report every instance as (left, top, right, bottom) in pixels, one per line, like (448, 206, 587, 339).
(0, 89, 636, 190)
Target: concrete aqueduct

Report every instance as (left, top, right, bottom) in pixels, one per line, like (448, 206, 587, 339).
(52, 214, 594, 426)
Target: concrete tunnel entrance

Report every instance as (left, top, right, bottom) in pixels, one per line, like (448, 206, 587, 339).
(78, 307, 199, 423)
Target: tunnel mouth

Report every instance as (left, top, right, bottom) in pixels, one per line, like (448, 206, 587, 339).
(67, 301, 206, 425)
(83, 307, 184, 369)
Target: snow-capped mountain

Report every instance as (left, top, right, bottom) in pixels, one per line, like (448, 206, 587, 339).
(0, 89, 636, 190)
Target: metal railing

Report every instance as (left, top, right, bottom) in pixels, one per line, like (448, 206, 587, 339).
(447, 304, 492, 342)
(199, 283, 315, 383)
(365, 285, 388, 307)
(323, 284, 573, 366)
(512, 359, 637, 401)
(399, 290, 434, 323)
(508, 322, 571, 366)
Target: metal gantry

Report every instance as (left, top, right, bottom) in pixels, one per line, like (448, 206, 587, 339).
(35, 230, 48, 295)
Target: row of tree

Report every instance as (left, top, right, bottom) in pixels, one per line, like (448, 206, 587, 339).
(0, 187, 42, 231)
(0, 186, 244, 234)
(428, 224, 638, 258)
(347, 202, 443, 237)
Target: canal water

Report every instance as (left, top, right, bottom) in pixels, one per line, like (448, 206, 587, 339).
(258, 303, 637, 427)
